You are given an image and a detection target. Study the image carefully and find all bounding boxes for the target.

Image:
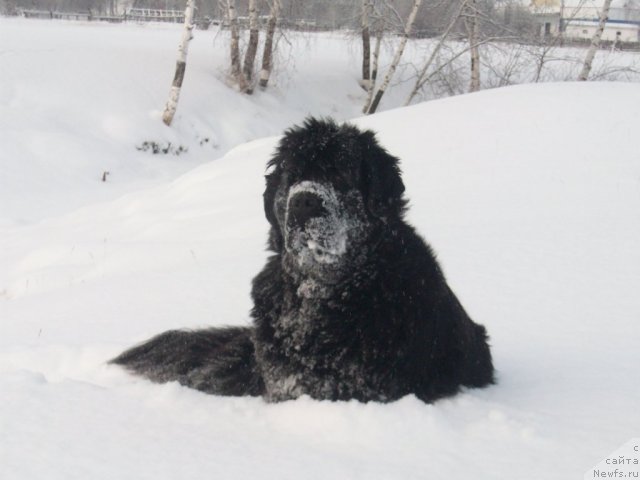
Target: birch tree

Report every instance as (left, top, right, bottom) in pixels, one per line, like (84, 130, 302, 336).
(242, 0, 259, 91)
(162, 0, 196, 126)
(361, 0, 374, 90)
(465, 0, 481, 92)
(371, 27, 382, 85)
(364, 0, 423, 115)
(227, 0, 250, 92)
(364, 27, 383, 109)
(578, 0, 613, 81)
(258, 0, 281, 89)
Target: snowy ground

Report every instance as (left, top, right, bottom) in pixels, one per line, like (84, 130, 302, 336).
(0, 18, 367, 225)
(1, 18, 640, 480)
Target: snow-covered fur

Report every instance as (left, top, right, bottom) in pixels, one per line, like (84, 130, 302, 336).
(111, 118, 494, 403)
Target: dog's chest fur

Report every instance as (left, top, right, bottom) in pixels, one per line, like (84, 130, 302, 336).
(257, 273, 389, 402)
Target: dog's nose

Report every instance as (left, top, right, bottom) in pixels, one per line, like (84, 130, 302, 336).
(288, 191, 326, 227)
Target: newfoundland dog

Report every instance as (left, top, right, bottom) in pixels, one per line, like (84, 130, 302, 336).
(111, 118, 494, 403)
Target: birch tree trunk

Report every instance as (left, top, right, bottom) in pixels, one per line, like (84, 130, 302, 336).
(465, 0, 481, 93)
(259, 0, 280, 89)
(361, 0, 373, 90)
(162, 0, 196, 126)
(228, 0, 249, 93)
(371, 28, 382, 84)
(243, 0, 259, 91)
(405, 0, 467, 106)
(578, 0, 613, 81)
(364, 0, 423, 115)
(364, 28, 382, 112)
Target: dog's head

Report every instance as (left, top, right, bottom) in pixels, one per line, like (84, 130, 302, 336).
(264, 118, 406, 284)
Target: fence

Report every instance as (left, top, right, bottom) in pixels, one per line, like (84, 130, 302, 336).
(18, 8, 186, 24)
(126, 8, 184, 23)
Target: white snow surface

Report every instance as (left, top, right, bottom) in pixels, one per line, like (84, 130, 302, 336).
(1, 18, 640, 480)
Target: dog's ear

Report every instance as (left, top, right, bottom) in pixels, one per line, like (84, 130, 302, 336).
(263, 169, 279, 227)
(360, 131, 406, 221)
(263, 164, 284, 252)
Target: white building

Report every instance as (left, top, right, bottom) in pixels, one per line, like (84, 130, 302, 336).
(530, 0, 640, 43)
(564, 19, 640, 42)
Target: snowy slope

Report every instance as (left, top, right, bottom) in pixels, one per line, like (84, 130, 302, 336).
(0, 18, 365, 225)
(2, 19, 640, 480)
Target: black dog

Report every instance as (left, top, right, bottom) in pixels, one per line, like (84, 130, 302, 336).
(112, 118, 494, 403)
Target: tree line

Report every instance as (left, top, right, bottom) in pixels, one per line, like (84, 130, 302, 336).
(2, 0, 535, 35)
(145, 0, 640, 124)
(2, 0, 636, 123)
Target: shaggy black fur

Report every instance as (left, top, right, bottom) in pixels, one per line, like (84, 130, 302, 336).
(111, 118, 494, 403)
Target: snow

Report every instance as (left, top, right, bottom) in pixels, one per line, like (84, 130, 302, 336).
(0, 18, 365, 225)
(1, 17, 640, 480)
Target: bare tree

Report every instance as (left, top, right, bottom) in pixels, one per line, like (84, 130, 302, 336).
(408, 38, 498, 103)
(464, 0, 481, 92)
(526, 0, 587, 83)
(578, 0, 614, 81)
(405, 0, 467, 105)
(242, 0, 259, 91)
(364, 0, 423, 114)
(162, 0, 196, 126)
(531, 40, 561, 83)
(363, 24, 383, 111)
(258, 0, 281, 89)
(361, 0, 374, 90)
(227, 0, 250, 92)
(371, 26, 382, 84)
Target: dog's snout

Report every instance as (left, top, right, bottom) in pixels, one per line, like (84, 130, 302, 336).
(288, 191, 325, 226)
